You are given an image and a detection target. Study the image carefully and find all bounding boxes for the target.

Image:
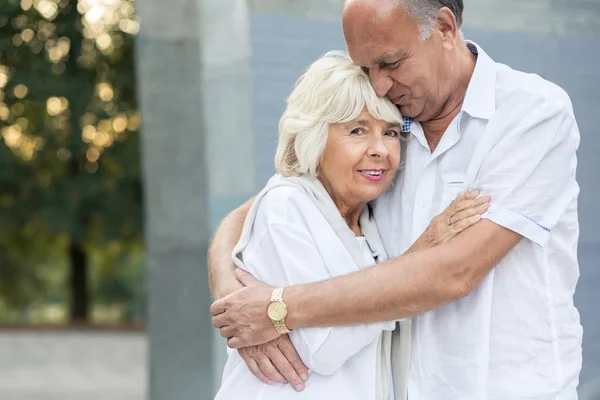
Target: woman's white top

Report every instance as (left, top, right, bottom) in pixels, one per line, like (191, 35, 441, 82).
(215, 186, 396, 400)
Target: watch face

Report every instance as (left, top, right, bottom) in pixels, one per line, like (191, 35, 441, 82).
(267, 301, 287, 321)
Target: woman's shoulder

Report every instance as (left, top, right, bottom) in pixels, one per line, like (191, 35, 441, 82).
(256, 185, 321, 228)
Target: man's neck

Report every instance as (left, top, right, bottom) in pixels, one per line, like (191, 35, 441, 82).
(421, 102, 462, 151)
(421, 44, 477, 152)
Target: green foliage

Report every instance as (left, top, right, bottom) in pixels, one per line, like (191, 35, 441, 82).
(0, 0, 143, 322)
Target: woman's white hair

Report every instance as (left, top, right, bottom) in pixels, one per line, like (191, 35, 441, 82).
(275, 50, 404, 177)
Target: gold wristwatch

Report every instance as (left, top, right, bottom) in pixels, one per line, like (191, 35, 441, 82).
(267, 287, 291, 334)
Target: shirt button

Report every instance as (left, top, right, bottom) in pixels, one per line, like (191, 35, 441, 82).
(420, 201, 427, 207)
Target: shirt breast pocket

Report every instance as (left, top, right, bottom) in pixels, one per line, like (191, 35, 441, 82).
(440, 172, 467, 212)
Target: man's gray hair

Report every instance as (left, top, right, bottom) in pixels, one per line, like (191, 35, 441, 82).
(343, 0, 464, 41)
(401, 0, 464, 40)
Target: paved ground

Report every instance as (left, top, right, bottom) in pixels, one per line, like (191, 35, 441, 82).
(0, 331, 146, 400)
(1, 328, 599, 399)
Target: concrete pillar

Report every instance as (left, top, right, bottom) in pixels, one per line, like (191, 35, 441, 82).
(135, 0, 255, 398)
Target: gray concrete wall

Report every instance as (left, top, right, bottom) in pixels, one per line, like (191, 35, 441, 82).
(249, 10, 600, 389)
(250, 0, 600, 34)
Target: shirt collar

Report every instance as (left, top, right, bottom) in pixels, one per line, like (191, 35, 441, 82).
(461, 41, 497, 120)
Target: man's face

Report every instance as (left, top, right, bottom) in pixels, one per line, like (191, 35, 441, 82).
(343, 0, 446, 121)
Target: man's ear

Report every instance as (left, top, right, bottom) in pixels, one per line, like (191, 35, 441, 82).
(436, 7, 459, 50)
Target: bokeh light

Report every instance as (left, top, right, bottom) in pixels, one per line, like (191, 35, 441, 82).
(14, 84, 28, 99)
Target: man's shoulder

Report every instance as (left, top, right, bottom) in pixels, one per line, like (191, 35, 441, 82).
(494, 62, 574, 116)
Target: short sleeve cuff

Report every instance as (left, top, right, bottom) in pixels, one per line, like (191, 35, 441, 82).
(482, 205, 551, 247)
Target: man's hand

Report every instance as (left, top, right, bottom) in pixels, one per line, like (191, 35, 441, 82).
(238, 335, 309, 392)
(211, 269, 278, 348)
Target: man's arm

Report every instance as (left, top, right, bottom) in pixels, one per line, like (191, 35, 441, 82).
(287, 220, 519, 328)
(208, 198, 253, 300)
(213, 220, 520, 348)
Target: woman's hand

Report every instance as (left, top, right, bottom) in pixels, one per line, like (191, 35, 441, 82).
(408, 190, 490, 252)
(237, 336, 309, 391)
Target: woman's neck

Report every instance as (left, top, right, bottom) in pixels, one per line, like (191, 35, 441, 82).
(338, 204, 363, 236)
(318, 176, 365, 236)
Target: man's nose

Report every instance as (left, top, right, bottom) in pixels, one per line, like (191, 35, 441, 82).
(370, 71, 393, 98)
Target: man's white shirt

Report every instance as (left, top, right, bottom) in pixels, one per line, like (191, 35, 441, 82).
(373, 42, 582, 399)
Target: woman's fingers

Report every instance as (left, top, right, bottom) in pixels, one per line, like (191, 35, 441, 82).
(451, 214, 483, 234)
(446, 190, 490, 214)
(444, 190, 477, 215)
(451, 201, 490, 223)
(453, 195, 491, 214)
(240, 355, 275, 385)
(253, 350, 287, 384)
(267, 345, 306, 391)
(277, 336, 309, 382)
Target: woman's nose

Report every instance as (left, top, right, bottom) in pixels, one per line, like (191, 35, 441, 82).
(368, 136, 389, 158)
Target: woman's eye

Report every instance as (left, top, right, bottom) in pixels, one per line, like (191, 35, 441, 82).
(350, 128, 364, 135)
(385, 129, 400, 138)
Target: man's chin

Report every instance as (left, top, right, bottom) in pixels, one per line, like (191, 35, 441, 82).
(397, 103, 418, 118)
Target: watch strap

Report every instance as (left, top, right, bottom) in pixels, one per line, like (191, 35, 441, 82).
(269, 287, 291, 334)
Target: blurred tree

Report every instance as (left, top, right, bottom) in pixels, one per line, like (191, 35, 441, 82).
(0, 0, 141, 322)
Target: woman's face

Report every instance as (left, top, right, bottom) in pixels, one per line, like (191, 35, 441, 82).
(319, 108, 401, 209)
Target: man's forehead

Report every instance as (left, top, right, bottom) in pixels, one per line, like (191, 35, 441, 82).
(343, 0, 397, 13)
(343, 1, 419, 65)
(347, 35, 412, 67)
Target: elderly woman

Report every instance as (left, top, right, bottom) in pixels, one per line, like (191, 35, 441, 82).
(214, 51, 489, 400)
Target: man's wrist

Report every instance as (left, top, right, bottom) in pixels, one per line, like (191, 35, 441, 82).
(281, 286, 307, 330)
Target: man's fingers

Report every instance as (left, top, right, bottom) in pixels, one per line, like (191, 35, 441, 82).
(253, 351, 287, 384)
(240, 354, 275, 385)
(235, 268, 259, 287)
(211, 313, 229, 329)
(227, 337, 244, 349)
(219, 325, 235, 339)
(277, 336, 309, 381)
(210, 298, 226, 316)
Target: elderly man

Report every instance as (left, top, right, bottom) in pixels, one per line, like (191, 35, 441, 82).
(209, 0, 583, 398)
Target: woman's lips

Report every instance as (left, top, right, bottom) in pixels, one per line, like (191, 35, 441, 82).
(358, 169, 386, 182)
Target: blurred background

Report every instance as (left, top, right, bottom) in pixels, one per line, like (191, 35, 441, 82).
(0, 0, 598, 399)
